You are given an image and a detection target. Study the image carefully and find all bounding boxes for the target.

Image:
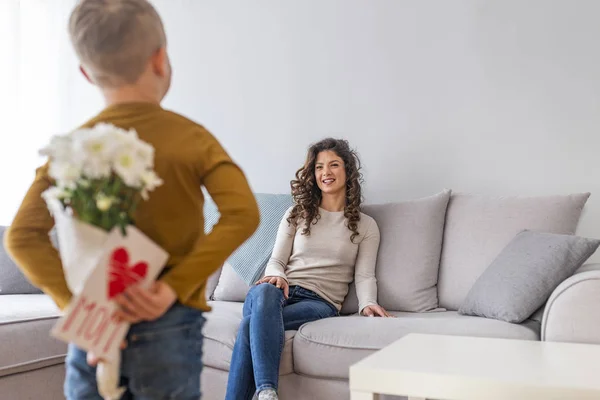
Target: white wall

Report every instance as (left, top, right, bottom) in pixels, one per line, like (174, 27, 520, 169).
(61, 0, 600, 260)
(0, 0, 77, 226)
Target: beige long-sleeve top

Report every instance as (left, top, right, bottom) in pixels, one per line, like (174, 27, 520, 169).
(264, 207, 380, 312)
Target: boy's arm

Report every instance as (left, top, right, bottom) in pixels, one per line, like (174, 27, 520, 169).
(160, 140, 260, 304)
(4, 165, 72, 310)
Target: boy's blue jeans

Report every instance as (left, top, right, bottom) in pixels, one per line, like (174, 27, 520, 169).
(225, 283, 338, 400)
(64, 303, 205, 400)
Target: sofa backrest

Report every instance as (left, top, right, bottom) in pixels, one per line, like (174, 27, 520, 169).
(437, 192, 590, 311)
(0, 226, 43, 295)
(208, 191, 592, 316)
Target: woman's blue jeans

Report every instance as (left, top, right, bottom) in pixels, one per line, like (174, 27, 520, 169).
(225, 283, 338, 400)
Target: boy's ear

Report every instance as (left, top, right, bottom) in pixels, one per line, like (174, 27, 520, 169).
(79, 65, 94, 85)
(151, 47, 168, 78)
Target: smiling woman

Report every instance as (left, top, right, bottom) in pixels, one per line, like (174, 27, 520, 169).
(225, 138, 392, 400)
(316, 150, 346, 196)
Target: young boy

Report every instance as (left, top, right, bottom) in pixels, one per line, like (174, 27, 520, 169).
(5, 0, 259, 398)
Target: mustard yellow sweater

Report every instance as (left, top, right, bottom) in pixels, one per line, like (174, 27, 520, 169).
(5, 102, 259, 311)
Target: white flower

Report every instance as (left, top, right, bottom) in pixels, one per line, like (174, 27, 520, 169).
(39, 122, 163, 227)
(39, 134, 73, 161)
(140, 170, 163, 200)
(82, 158, 112, 180)
(113, 149, 145, 187)
(41, 186, 70, 203)
(73, 128, 114, 159)
(109, 126, 139, 150)
(134, 140, 155, 169)
(141, 170, 163, 190)
(48, 161, 82, 189)
(72, 127, 119, 180)
(95, 193, 116, 212)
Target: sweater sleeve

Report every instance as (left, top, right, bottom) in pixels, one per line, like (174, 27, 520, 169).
(4, 164, 72, 310)
(355, 218, 380, 314)
(161, 162, 260, 304)
(161, 131, 260, 303)
(263, 208, 295, 281)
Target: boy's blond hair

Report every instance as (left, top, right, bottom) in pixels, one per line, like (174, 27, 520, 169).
(69, 0, 166, 88)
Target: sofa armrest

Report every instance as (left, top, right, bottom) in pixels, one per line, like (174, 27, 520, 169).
(541, 263, 600, 344)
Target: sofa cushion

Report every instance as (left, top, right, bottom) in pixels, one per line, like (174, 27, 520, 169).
(0, 295, 66, 377)
(0, 227, 43, 295)
(205, 265, 222, 301)
(203, 301, 294, 375)
(293, 311, 540, 380)
(342, 190, 451, 313)
(211, 262, 252, 302)
(438, 193, 590, 311)
(459, 230, 600, 323)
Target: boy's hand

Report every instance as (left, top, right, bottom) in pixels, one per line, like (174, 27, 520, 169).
(114, 281, 177, 323)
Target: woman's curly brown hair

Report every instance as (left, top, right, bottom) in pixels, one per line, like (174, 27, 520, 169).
(287, 138, 364, 243)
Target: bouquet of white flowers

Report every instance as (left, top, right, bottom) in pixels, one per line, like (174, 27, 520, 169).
(41, 122, 163, 231)
(40, 123, 169, 400)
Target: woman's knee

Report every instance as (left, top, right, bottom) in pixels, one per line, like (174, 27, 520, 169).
(250, 282, 284, 301)
(239, 315, 251, 335)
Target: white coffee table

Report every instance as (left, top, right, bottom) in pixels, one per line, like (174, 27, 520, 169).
(349, 333, 600, 400)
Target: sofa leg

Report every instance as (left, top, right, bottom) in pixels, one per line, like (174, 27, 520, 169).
(350, 390, 380, 400)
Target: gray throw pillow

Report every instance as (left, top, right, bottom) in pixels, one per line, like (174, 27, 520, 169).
(438, 192, 590, 311)
(459, 230, 600, 323)
(0, 227, 43, 295)
(342, 190, 451, 314)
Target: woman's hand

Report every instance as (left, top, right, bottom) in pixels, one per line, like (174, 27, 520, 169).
(257, 275, 289, 298)
(362, 304, 393, 317)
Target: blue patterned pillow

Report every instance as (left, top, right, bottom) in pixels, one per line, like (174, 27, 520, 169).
(204, 193, 293, 284)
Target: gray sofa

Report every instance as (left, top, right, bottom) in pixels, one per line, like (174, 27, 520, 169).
(2, 191, 600, 400)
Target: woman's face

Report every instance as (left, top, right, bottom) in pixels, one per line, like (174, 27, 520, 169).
(315, 150, 346, 196)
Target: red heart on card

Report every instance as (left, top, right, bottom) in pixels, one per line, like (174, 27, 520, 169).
(107, 247, 148, 299)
